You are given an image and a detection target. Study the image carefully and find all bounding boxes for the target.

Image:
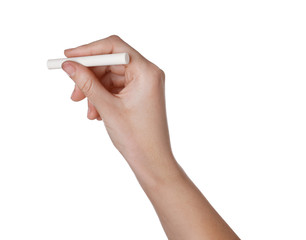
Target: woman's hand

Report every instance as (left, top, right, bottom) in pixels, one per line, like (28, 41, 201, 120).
(62, 35, 176, 181)
(62, 35, 239, 240)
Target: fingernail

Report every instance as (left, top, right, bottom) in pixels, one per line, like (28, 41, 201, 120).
(88, 107, 91, 115)
(62, 62, 75, 77)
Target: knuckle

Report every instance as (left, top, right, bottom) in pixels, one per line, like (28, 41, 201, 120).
(109, 34, 122, 42)
(79, 77, 93, 97)
(151, 64, 165, 80)
(145, 64, 166, 91)
(159, 69, 166, 81)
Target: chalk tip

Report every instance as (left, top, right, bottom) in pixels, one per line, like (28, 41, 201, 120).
(124, 53, 130, 64)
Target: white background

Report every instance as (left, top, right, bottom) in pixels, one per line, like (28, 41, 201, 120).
(0, 0, 305, 239)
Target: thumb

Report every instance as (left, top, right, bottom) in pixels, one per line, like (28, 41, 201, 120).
(62, 61, 113, 113)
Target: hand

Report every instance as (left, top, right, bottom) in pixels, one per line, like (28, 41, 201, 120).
(62, 35, 174, 175)
(62, 36, 239, 240)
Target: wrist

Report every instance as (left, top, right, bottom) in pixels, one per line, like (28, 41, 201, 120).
(124, 149, 184, 191)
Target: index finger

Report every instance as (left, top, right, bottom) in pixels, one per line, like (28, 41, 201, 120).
(64, 35, 144, 66)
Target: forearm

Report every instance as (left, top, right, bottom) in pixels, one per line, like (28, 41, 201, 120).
(62, 36, 239, 239)
(126, 153, 239, 240)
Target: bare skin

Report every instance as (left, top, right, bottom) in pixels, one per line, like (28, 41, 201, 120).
(62, 35, 240, 240)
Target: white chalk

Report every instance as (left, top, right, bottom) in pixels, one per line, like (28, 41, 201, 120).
(47, 53, 130, 69)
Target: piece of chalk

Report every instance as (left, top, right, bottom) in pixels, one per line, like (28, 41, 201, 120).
(47, 53, 130, 69)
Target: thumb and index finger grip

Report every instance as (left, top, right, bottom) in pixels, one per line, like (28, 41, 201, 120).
(62, 60, 114, 113)
(47, 53, 129, 69)
(54, 35, 147, 115)
(64, 35, 144, 66)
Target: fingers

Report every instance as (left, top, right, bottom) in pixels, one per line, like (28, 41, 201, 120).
(71, 84, 101, 120)
(64, 37, 114, 57)
(108, 65, 126, 75)
(87, 99, 100, 120)
(71, 84, 86, 101)
(101, 72, 126, 91)
(70, 67, 126, 101)
(90, 65, 126, 77)
(63, 35, 148, 122)
(64, 35, 144, 66)
(87, 65, 127, 82)
(62, 61, 114, 115)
